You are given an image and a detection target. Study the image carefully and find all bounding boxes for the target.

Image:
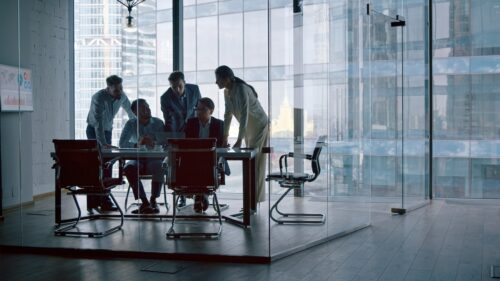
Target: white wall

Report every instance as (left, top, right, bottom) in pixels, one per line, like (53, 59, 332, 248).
(0, 0, 71, 208)
(30, 0, 71, 196)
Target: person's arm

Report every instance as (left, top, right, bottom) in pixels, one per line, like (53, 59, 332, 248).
(234, 86, 250, 148)
(223, 91, 233, 147)
(122, 95, 135, 119)
(185, 85, 202, 121)
(90, 95, 108, 146)
(161, 92, 173, 132)
(119, 121, 136, 148)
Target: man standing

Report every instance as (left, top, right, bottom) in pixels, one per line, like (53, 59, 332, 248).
(161, 71, 201, 207)
(185, 97, 226, 212)
(120, 99, 165, 214)
(86, 75, 135, 211)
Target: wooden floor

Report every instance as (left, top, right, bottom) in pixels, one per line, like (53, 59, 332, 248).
(1, 198, 500, 280)
(0, 192, 371, 259)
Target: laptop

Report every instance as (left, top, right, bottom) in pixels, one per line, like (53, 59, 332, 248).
(155, 131, 186, 145)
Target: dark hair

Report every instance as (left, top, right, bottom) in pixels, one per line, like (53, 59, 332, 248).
(106, 75, 122, 86)
(215, 65, 258, 98)
(130, 98, 147, 112)
(197, 97, 215, 111)
(168, 71, 185, 82)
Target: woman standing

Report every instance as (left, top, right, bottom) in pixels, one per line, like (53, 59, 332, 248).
(215, 65, 269, 203)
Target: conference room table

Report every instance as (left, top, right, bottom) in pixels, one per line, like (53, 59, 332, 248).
(52, 147, 257, 228)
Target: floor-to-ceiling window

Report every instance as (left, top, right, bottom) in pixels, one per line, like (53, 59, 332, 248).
(433, 0, 500, 199)
(74, 0, 172, 144)
(64, 0, 500, 259)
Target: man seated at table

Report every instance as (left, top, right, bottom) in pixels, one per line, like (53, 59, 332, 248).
(185, 97, 226, 213)
(119, 99, 165, 214)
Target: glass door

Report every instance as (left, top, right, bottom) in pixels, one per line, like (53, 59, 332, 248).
(367, 1, 429, 213)
(366, 4, 402, 212)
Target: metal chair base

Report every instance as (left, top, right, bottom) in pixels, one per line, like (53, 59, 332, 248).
(270, 186, 325, 225)
(167, 192, 223, 239)
(174, 197, 228, 212)
(54, 193, 124, 238)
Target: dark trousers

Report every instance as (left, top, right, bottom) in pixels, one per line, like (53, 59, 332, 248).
(86, 125, 113, 208)
(123, 160, 163, 203)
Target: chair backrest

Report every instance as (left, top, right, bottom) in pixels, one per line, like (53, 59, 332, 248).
(309, 135, 327, 182)
(167, 138, 218, 188)
(53, 139, 103, 189)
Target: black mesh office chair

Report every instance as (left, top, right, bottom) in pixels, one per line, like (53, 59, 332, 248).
(166, 138, 224, 239)
(53, 139, 124, 237)
(266, 135, 327, 224)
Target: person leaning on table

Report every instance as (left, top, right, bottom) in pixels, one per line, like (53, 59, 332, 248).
(161, 71, 201, 207)
(214, 65, 269, 203)
(86, 74, 135, 212)
(119, 98, 166, 214)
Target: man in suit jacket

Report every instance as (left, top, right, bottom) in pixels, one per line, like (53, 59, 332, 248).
(161, 71, 201, 133)
(185, 97, 226, 213)
(161, 71, 201, 207)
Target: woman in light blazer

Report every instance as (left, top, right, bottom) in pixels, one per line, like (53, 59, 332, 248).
(215, 65, 269, 203)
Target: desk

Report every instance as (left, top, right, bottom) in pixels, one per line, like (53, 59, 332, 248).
(52, 147, 257, 227)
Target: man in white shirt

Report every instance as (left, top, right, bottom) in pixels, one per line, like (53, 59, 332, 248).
(86, 75, 135, 212)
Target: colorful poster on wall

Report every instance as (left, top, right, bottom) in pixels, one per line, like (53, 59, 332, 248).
(0, 64, 33, 111)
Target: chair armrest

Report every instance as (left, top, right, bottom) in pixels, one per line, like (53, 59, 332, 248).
(217, 157, 226, 185)
(287, 152, 313, 160)
(217, 157, 225, 171)
(104, 157, 121, 169)
(161, 156, 169, 168)
(277, 152, 312, 177)
(278, 154, 289, 176)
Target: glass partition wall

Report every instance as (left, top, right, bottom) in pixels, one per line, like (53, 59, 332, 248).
(0, 0, 439, 261)
(0, 0, 25, 247)
(5, 0, 500, 262)
(269, 0, 372, 257)
(366, 0, 429, 213)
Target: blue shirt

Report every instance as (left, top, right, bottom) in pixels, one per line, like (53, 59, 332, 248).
(86, 89, 135, 145)
(119, 117, 166, 148)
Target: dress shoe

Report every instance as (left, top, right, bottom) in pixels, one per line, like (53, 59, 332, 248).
(150, 200, 160, 213)
(201, 195, 209, 211)
(177, 196, 186, 208)
(100, 204, 118, 212)
(131, 203, 154, 214)
(193, 196, 203, 213)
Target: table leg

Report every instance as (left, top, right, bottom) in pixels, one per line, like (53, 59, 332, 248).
(250, 157, 256, 211)
(242, 159, 250, 226)
(55, 167, 61, 225)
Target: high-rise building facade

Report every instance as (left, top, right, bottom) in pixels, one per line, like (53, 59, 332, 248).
(74, 0, 500, 201)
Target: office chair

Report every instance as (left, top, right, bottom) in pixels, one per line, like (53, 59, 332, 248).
(266, 135, 327, 224)
(52, 139, 124, 237)
(166, 138, 223, 239)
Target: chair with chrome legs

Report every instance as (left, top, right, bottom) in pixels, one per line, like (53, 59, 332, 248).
(166, 138, 224, 239)
(266, 135, 327, 224)
(52, 139, 124, 237)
